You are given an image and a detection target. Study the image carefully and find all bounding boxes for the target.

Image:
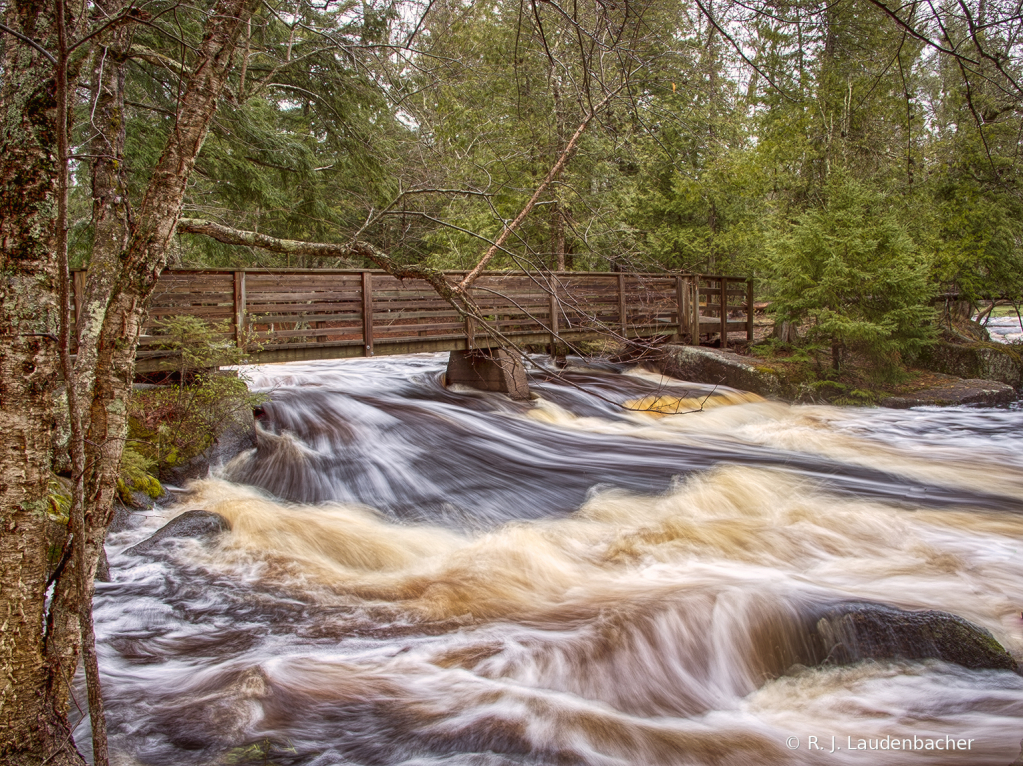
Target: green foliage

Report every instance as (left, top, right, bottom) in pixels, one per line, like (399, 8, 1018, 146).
(151, 315, 253, 375)
(129, 373, 260, 474)
(768, 176, 935, 373)
(630, 146, 769, 275)
(117, 445, 162, 504)
(125, 317, 266, 482)
(59, 0, 1023, 385)
(931, 179, 1023, 302)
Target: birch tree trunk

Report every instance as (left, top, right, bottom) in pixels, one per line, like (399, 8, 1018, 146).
(1, 0, 260, 762)
(0, 2, 86, 764)
(72, 0, 262, 600)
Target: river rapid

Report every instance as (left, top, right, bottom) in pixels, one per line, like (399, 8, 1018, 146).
(94, 354, 1023, 765)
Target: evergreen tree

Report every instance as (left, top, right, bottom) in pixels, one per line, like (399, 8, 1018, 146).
(768, 174, 935, 371)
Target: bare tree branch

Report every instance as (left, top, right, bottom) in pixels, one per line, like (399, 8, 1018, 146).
(0, 21, 57, 63)
(176, 218, 464, 308)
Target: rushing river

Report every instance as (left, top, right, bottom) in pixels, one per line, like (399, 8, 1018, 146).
(93, 354, 1023, 765)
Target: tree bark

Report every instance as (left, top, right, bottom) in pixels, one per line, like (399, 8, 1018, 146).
(65, 0, 264, 689)
(3, 1, 261, 763)
(53, 5, 135, 764)
(0, 2, 85, 764)
(549, 77, 567, 272)
(550, 203, 566, 271)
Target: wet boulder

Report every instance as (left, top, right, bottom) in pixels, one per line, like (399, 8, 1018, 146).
(753, 601, 1019, 680)
(880, 377, 1016, 408)
(654, 344, 783, 398)
(127, 510, 231, 556)
(802, 602, 1019, 674)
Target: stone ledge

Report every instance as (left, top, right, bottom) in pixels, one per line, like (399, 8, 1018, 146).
(653, 344, 1017, 408)
(880, 378, 1016, 409)
(654, 344, 783, 398)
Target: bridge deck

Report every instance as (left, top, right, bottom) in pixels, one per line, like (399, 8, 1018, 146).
(71, 269, 753, 371)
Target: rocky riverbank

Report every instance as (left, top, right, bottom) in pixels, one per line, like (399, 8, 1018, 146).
(652, 343, 1021, 407)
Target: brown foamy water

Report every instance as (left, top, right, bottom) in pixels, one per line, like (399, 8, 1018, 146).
(92, 355, 1023, 765)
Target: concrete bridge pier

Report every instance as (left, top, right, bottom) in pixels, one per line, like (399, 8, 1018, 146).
(445, 349, 530, 400)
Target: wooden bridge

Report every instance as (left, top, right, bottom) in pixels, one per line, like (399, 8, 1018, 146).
(71, 269, 755, 372)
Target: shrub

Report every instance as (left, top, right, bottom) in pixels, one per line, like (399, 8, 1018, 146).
(124, 317, 265, 486)
(117, 444, 162, 504)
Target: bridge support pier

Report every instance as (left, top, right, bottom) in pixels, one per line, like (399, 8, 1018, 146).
(445, 349, 530, 400)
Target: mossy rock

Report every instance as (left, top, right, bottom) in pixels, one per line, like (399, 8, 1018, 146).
(918, 340, 1023, 389)
(655, 345, 782, 397)
(808, 602, 1018, 673)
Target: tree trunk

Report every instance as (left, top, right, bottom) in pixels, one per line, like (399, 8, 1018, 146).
(2, 0, 260, 762)
(0, 2, 85, 764)
(456, 87, 619, 292)
(65, 0, 263, 662)
(549, 77, 567, 272)
(51, 7, 136, 763)
(832, 339, 844, 371)
(550, 202, 566, 271)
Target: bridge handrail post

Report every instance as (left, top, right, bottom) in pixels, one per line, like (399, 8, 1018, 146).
(691, 276, 700, 344)
(549, 280, 560, 352)
(719, 278, 728, 349)
(618, 273, 627, 337)
(746, 278, 754, 341)
(676, 275, 687, 341)
(233, 271, 246, 348)
(465, 283, 475, 349)
(362, 271, 374, 356)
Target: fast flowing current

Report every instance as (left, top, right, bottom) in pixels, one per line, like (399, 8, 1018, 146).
(93, 354, 1023, 765)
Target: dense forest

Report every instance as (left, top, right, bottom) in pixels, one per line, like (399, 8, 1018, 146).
(72, 4, 1020, 276)
(1, 0, 1022, 763)
(62, 0, 1023, 360)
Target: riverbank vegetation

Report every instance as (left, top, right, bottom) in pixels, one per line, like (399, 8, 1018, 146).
(1, 0, 1022, 763)
(123, 316, 265, 501)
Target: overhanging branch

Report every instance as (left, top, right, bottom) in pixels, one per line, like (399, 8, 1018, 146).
(176, 218, 464, 310)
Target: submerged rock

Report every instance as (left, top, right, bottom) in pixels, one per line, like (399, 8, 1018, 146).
(127, 510, 231, 555)
(754, 601, 1019, 680)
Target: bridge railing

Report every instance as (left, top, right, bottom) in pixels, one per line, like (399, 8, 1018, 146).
(71, 269, 753, 370)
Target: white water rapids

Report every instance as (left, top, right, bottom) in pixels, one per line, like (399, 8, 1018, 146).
(91, 354, 1023, 765)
